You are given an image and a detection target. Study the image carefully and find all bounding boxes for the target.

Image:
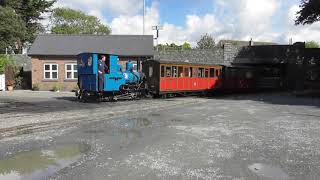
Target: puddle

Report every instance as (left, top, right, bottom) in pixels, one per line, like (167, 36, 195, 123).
(248, 163, 289, 179)
(112, 117, 152, 129)
(0, 143, 90, 180)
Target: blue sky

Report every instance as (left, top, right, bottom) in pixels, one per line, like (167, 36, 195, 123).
(54, 0, 320, 46)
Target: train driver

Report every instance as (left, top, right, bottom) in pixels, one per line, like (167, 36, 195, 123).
(98, 55, 106, 92)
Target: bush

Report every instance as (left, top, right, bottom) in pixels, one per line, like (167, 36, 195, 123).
(0, 55, 13, 74)
(52, 83, 64, 92)
(32, 83, 40, 91)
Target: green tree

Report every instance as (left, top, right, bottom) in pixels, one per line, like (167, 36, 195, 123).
(0, 55, 13, 74)
(305, 41, 320, 48)
(182, 42, 191, 50)
(196, 33, 215, 49)
(50, 8, 111, 35)
(0, 6, 26, 53)
(295, 0, 320, 25)
(2, 0, 56, 42)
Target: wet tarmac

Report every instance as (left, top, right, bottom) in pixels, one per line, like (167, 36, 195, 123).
(1, 93, 320, 179)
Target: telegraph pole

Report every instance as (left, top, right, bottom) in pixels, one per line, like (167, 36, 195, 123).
(143, 0, 145, 35)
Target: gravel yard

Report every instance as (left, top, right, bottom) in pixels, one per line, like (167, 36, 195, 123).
(0, 90, 320, 180)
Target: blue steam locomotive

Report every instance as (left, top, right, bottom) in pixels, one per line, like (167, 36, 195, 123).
(76, 53, 145, 101)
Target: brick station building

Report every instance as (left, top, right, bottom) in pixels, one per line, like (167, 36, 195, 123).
(29, 34, 154, 91)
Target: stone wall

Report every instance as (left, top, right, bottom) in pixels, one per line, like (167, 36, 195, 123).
(9, 55, 32, 89)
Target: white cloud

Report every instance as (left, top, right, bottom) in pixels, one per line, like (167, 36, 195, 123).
(55, 0, 143, 15)
(110, 2, 159, 35)
(284, 5, 320, 44)
(44, 0, 320, 46)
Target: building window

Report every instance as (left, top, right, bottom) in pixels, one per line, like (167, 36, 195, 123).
(44, 64, 58, 80)
(65, 64, 78, 79)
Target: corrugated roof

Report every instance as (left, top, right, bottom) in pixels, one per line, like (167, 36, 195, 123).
(29, 34, 154, 56)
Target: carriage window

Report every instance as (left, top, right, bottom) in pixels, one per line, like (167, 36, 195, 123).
(178, 67, 183, 77)
(166, 66, 171, 77)
(199, 68, 205, 78)
(205, 69, 209, 78)
(216, 69, 219, 77)
(189, 67, 193, 77)
(172, 66, 177, 77)
(184, 68, 189, 77)
(210, 68, 215, 77)
(161, 66, 165, 77)
(193, 68, 198, 77)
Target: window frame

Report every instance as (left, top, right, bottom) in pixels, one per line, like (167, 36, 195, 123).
(65, 63, 78, 80)
(172, 66, 178, 77)
(178, 66, 184, 77)
(165, 66, 172, 77)
(43, 63, 58, 80)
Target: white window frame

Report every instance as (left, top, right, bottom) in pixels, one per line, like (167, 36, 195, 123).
(65, 63, 78, 80)
(44, 64, 58, 80)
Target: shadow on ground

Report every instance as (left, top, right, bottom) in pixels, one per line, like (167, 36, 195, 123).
(207, 91, 320, 108)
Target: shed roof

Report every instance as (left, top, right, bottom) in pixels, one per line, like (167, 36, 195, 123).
(29, 34, 154, 57)
(217, 40, 277, 47)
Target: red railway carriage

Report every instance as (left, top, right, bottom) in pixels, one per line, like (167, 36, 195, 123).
(142, 60, 223, 96)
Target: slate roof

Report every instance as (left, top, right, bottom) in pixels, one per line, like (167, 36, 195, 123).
(217, 40, 277, 47)
(29, 34, 154, 56)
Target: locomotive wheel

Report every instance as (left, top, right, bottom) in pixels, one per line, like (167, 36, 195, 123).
(79, 90, 89, 103)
